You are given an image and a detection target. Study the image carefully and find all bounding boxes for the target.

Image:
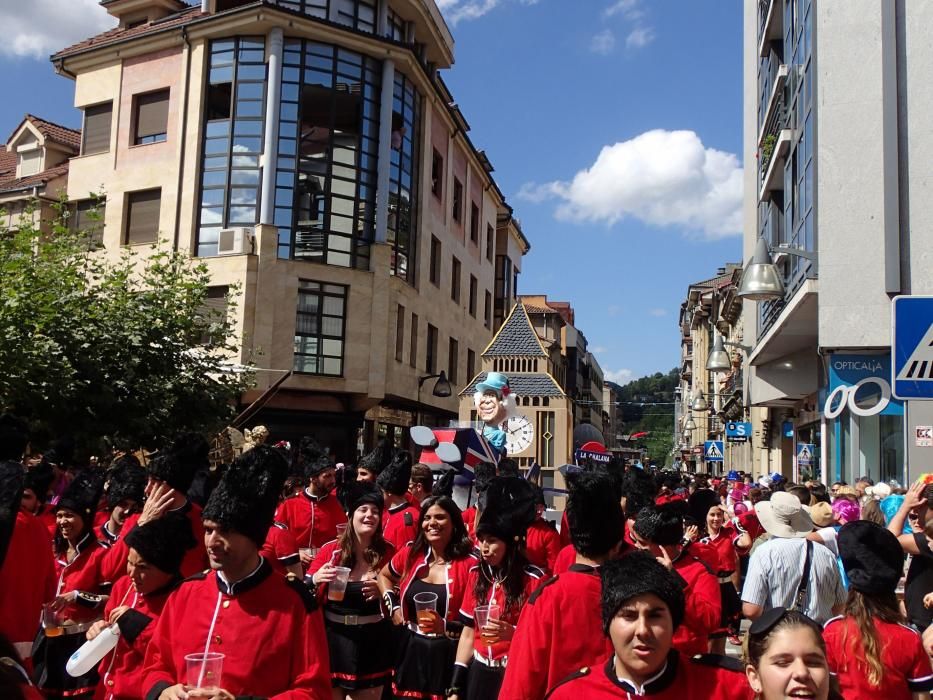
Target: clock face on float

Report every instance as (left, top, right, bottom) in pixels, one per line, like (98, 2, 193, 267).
(504, 415, 534, 455)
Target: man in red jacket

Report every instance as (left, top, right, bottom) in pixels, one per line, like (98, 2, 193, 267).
(377, 451, 420, 550)
(142, 446, 331, 700)
(499, 470, 626, 700)
(525, 485, 560, 574)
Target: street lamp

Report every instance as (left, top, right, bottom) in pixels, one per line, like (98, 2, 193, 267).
(706, 334, 732, 372)
(416, 371, 452, 425)
(691, 390, 708, 412)
(738, 237, 819, 301)
(684, 413, 697, 432)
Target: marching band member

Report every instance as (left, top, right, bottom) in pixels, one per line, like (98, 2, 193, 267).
(378, 451, 420, 551)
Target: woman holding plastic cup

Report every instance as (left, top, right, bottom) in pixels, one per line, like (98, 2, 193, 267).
(378, 494, 475, 699)
(308, 480, 396, 699)
(449, 477, 545, 700)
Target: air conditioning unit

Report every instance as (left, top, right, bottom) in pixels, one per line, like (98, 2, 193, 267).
(217, 227, 254, 256)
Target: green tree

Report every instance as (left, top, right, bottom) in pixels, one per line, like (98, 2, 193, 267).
(609, 368, 680, 465)
(0, 198, 253, 452)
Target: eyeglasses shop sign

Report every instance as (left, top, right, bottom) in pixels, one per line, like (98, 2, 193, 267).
(824, 354, 904, 420)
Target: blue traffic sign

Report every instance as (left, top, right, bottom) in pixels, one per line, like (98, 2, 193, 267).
(796, 442, 815, 466)
(704, 440, 724, 462)
(893, 296, 933, 399)
(725, 421, 751, 443)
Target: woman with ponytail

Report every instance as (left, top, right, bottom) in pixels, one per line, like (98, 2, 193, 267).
(823, 521, 933, 700)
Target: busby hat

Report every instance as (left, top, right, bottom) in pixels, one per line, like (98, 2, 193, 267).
(473, 461, 497, 495)
(23, 460, 54, 503)
(497, 458, 520, 479)
(376, 450, 413, 496)
(358, 439, 393, 478)
(291, 436, 327, 478)
(432, 468, 455, 499)
(633, 503, 685, 546)
(600, 552, 685, 634)
(687, 489, 722, 527)
(566, 470, 624, 558)
(476, 477, 537, 543)
(125, 513, 196, 575)
(106, 457, 147, 510)
(838, 520, 905, 594)
(169, 432, 209, 471)
(344, 480, 384, 517)
(148, 452, 194, 494)
(0, 414, 28, 461)
(203, 445, 288, 547)
(44, 437, 74, 469)
(0, 460, 24, 568)
(305, 455, 336, 480)
(620, 467, 657, 520)
(56, 470, 104, 522)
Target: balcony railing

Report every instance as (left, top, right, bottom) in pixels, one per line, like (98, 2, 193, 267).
(757, 0, 783, 58)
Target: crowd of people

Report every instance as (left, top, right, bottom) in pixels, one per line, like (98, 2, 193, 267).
(1, 411, 933, 699)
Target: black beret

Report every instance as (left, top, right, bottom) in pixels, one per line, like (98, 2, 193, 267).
(838, 520, 905, 594)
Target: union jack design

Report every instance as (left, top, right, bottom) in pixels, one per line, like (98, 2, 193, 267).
(416, 427, 499, 481)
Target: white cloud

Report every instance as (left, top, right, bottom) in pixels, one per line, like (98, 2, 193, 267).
(438, 0, 538, 25)
(606, 305, 622, 317)
(604, 0, 642, 20)
(591, 345, 608, 354)
(590, 29, 616, 56)
(626, 26, 656, 49)
(648, 308, 668, 317)
(0, 0, 113, 59)
(518, 129, 743, 239)
(605, 368, 634, 384)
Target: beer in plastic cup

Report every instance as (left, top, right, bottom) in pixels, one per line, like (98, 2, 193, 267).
(185, 652, 224, 689)
(42, 603, 65, 637)
(475, 604, 501, 644)
(328, 567, 352, 602)
(413, 592, 439, 634)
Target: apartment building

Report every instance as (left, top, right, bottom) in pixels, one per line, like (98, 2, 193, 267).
(52, 0, 528, 457)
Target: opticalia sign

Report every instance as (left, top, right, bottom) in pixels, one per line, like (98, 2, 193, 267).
(823, 353, 903, 420)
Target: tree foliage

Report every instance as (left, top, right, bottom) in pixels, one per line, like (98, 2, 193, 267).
(0, 199, 253, 452)
(609, 368, 680, 465)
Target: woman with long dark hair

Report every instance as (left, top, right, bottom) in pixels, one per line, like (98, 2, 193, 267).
(448, 477, 544, 700)
(823, 521, 932, 699)
(309, 481, 396, 700)
(378, 495, 475, 700)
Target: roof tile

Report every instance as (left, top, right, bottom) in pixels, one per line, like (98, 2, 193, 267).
(461, 372, 565, 398)
(26, 115, 81, 151)
(0, 163, 69, 194)
(483, 303, 547, 357)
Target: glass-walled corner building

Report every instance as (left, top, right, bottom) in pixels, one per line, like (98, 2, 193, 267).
(54, 0, 530, 457)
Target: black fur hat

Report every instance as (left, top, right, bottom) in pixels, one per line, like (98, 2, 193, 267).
(344, 480, 384, 516)
(23, 460, 54, 503)
(125, 513, 196, 575)
(44, 437, 75, 469)
(147, 453, 193, 494)
(633, 503, 685, 546)
(473, 461, 497, 495)
(600, 552, 685, 634)
(305, 455, 336, 479)
(0, 460, 24, 568)
(0, 414, 28, 461)
(56, 470, 104, 523)
(620, 468, 658, 520)
(497, 458, 520, 479)
(687, 489, 722, 528)
(566, 470, 624, 558)
(475, 477, 537, 543)
(358, 439, 393, 477)
(106, 457, 147, 510)
(203, 445, 288, 547)
(291, 436, 327, 478)
(376, 450, 413, 496)
(169, 433, 209, 473)
(432, 469, 455, 499)
(838, 520, 905, 595)
(531, 484, 546, 507)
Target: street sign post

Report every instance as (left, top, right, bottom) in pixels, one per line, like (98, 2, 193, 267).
(704, 440, 724, 462)
(725, 421, 751, 443)
(893, 295, 933, 400)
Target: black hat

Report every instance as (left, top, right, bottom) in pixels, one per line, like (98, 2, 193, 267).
(169, 433, 209, 473)
(305, 455, 336, 479)
(432, 469, 455, 499)
(0, 414, 28, 461)
(106, 458, 147, 510)
(203, 445, 288, 547)
(148, 452, 195, 494)
(497, 458, 520, 479)
(838, 520, 905, 594)
(344, 480, 384, 516)
(633, 503, 684, 546)
(44, 437, 75, 468)
(473, 462, 497, 495)
(600, 552, 685, 634)
(291, 436, 327, 478)
(687, 489, 722, 527)
(476, 477, 537, 543)
(0, 460, 24, 568)
(23, 460, 54, 503)
(531, 484, 546, 507)
(620, 468, 657, 520)
(566, 470, 624, 558)
(358, 439, 393, 477)
(57, 470, 104, 523)
(125, 513, 196, 575)
(376, 450, 413, 496)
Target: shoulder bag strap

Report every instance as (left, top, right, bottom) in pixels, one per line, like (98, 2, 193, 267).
(791, 540, 813, 612)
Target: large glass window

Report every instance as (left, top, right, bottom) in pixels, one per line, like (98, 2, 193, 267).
(387, 72, 421, 282)
(294, 280, 347, 376)
(270, 0, 376, 34)
(196, 37, 266, 257)
(275, 40, 380, 270)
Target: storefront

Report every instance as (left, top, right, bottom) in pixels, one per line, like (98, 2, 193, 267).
(822, 353, 904, 485)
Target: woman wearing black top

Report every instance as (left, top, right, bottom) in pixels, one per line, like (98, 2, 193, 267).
(887, 479, 933, 630)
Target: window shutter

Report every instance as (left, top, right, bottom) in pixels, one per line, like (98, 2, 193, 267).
(126, 189, 162, 244)
(82, 103, 112, 155)
(18, 149, 41, 177)
(135, 90, 169, 141)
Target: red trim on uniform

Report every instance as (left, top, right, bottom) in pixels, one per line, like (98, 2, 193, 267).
(390, 683, 444, 699)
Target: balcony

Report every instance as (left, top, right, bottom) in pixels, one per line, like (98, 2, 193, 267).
(758, 128, 791, 202)
(758, 59, 788, 149)
(757, 0, 783, 58)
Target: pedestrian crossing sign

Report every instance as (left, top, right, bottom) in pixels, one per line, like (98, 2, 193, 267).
(893, 296, 933, 399)
(796, 443, 815, 466)
(704, 440, 724, 462)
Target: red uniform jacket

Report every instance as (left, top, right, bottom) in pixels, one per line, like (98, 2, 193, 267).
(37, 504, 58, 539)
(462, 507, 477, 541)
(262, 522, 301, 574)
(671, 550, 721, 657)
(382, 501, 421, 551)
(0, 511, 55, 660)
(458, 564, 545, 661)
(701, 525, 742, 575)
(824, 616, 933, 700)
(54, 532, 111, 624)
(97, 574, 176, 700)
(553, 544, 575, 574)
(388, 545, 476, 628)
(545, 652, 753, 699)
(141, 558, 331, 700)
(526, 520, 561, 574)
(559, 511, 571, 549)
(499, 564, 612, 700)
(99, 501, 207, 582)
(275, 489, 347, 551)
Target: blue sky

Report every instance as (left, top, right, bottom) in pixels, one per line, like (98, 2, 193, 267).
(0, 0, 744, 386)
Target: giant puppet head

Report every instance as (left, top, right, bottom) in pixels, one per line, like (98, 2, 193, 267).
(472, 372, 519, 454)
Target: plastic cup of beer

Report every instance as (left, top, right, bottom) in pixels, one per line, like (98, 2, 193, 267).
(42, 603, 65, 637)
(475, 604, 501, 644)
(328, 567, 352, 602)
(413, 592, 439, 634)
(185, 651, 224, 689)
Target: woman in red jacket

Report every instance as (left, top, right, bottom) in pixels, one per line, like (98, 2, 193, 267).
(378, 495, 475, 700)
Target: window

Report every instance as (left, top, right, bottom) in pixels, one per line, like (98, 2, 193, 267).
(133, 89, 169, 145)
(452, 178, 463, 223)
(430, 236, 441, 286)
(410, 312, 419, 368)
(448, 338, 458, 384)
(467, 349, 475, 382)
(426, 324, 438, 373)
(470, 202, 479, 244)
(272, 0, 377, 34)
(451, 257, 461, 303)
(294, 280, 347, 376)
(81, 102, 112, 155)
(486, 224, 494, 262)
(468, 275, 477, 317)
(70, 198, 106, 246)
(124, 189, 161, 245)
(17, 149, 41, 178)
(387, 72, 421, 282)
(395, 304, 405, 362)
(431, 149, 443, 199)
(484, 290, 492, 329)
(198, 285, 229, 345)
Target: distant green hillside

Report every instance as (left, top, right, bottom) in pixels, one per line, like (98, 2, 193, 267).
(608, 368, 679, 466)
